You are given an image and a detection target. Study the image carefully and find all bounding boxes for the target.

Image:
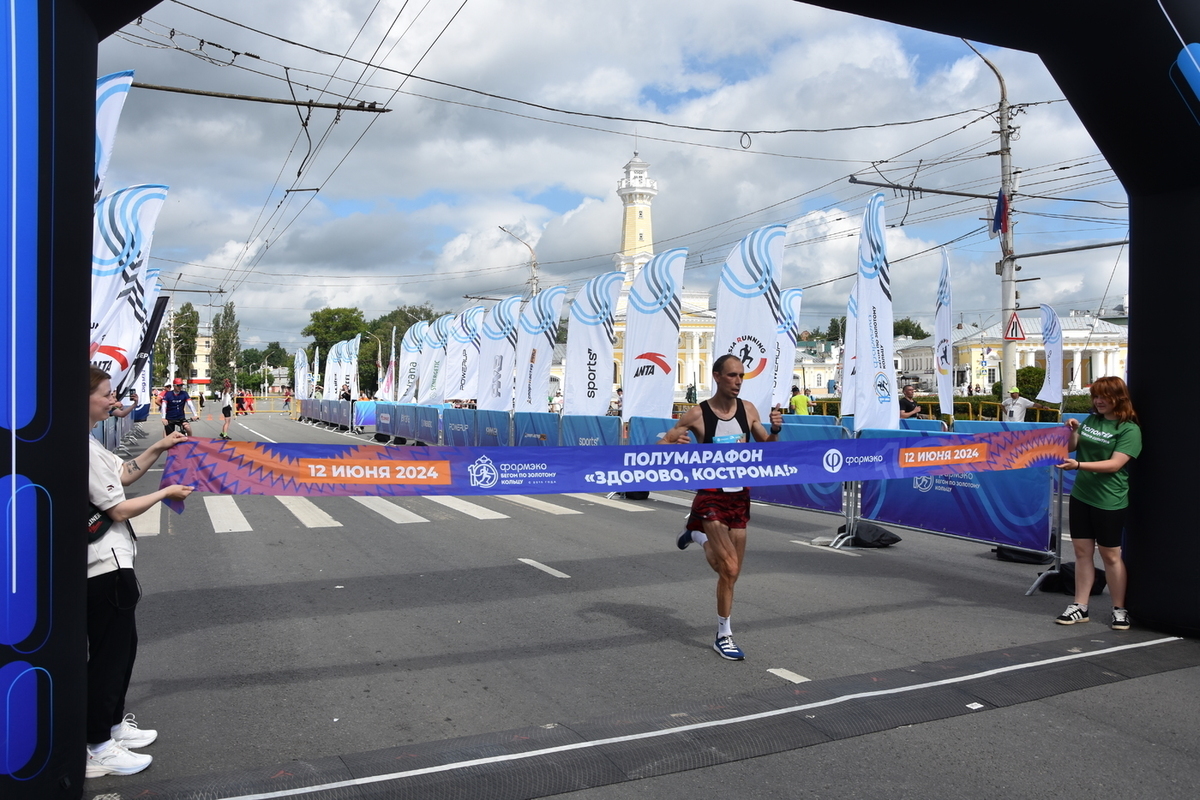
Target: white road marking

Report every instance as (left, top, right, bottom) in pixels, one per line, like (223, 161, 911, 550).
(563, 493, 654, 512)
(351, 496, 429, 524)
(422, 495, 510, 520)
(791, 540, 861, 557)
(204, 496, 253, 533)
(134, 503, 161, 536)
(518, 558, 571, 578)
(767, 668, 811, 683)
(236, 424, 277, 443)
(499, 495, 582, 515)
(647, 492, 694, 507)
(278, 496, 342, 528)
(214, 636, 1184, 800)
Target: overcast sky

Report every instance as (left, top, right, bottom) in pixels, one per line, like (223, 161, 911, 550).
(98, 0, 1129, 351)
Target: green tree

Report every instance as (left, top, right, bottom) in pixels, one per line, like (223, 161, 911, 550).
(302, 307, 368, 351)
(239, 347, 264, 370)
(261, 341, 288, 367)
(825, 316, 847, 341)
(210, 302, 241, 391)
(893, 317, 929, 339)
(993, 366, 1050, 404)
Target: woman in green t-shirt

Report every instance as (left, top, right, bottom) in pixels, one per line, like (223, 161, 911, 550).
(1054, 376, 1142, 631)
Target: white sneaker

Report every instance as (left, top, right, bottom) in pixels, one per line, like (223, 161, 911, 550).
(111, 713, 157, 748)
(85, 741, 152, 778)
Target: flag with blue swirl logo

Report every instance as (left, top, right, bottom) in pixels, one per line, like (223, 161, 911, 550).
(477, 295, 523, 411)
(95, 70, 134, 203)
(515, 287, 567, 412)
(773, 287, 804, 408)
(935, 248, 955, 416)
(1036, 304, 1064, 403)
(622, 248, 686, 421)
(565, 271, 624, 416)
(418, 314, 455, 404)
(851, 193, 898, 430)
(715, 224, 786, 416)
(444, 306, 485, 402)
(396, 321, 426, 402)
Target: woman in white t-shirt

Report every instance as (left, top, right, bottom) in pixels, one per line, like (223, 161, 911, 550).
(218, 379, 234, 439)
(86, 367, 193, 779)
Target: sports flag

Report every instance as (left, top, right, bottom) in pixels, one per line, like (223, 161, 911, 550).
(295, 348, 310, 401)
(477, 295, 522, 411)
(322, 340, 341, 399)
(934, 248, 955, 417)
(396, 322, 426, 402)
(311, 347, 320, 397)
(840, 283, 859, 417)
(418, 315, 455, 404)
(622, 248, 686, 421)
(345, 334, 362, 399)
(773, 288, 804, 408)
(1036, 304, 1064, 403)
(90, 185, 169, 351)
(714, 225, 785, 416)
(95, 70, 134, 203)
(114, 294, 168, 395)
(444, 306, 485, 402)
(851, 193, 898, 430)
(377, 326, 396, 401)
(514, 287, 567, 412)
(564, 271, 624, 417)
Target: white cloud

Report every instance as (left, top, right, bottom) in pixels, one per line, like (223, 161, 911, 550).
(100, 0, 1128, 350)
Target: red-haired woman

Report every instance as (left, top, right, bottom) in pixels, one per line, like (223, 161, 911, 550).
(1055, 376, 1142, 630)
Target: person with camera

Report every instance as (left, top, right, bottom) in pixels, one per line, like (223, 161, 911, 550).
(87, 367, 194, 777)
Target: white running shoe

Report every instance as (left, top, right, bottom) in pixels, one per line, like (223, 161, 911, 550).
(85, 741, 152, 778)
(111, 713, 157, 748)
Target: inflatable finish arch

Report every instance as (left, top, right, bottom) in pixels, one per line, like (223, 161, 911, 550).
(1, 2, 1196, 797)
(798, 0, 1200, 636)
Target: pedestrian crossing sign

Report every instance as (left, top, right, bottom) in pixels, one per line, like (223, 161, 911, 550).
(1004, 312, 1026, 341)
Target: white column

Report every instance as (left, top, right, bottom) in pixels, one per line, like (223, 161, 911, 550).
(1070, 348, 1082, 389)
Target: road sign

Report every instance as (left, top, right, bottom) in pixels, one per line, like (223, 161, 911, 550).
(1004, 312, 1026, 341)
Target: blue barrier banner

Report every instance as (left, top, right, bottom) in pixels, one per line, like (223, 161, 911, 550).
(514, 412, 560, 446)
(629, 416, 692, 445)
(355, 401, 376, 427)
(396, 404, 418, 439)
(782, 415, 838, 426)
(443, 407, 476, 446)
(414, 405, 441, 443)
(162, 427, 1069, 502)
(857, 427, 1051, 551)
(338, 401, 351, 429)
(560, 415, 621, 446)
(374, 403, 392, 436)
(900, 418, 946, 431)
(476, 409, 511, 447)
(755, 424, 845, 513)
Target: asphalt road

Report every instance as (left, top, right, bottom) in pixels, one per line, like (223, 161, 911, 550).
(86, 412, 1200, 799)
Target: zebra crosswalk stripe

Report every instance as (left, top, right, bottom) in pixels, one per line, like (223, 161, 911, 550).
(499, 495, 583, 515)
(422, 495, 510, 520)
(351, 496, 429, 524)
(204, 496, 253, 532)
(278, 496, 343, 528)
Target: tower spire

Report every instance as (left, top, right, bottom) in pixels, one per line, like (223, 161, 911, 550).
(614, 152, 657, 284)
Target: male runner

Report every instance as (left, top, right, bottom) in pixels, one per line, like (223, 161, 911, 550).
(659, 353, 783, 661)
(160, 378, 195, 437)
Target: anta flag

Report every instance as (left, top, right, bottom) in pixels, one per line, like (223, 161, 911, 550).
(1037, 304, 1064, 403)
(851, 193, 898, 430)
(417, 314, 454, 405)
(477, 295, 522, 411)
(95, 70, 134, 203)
(443, 308, 484, 402)
(514, 288, 567, 412)
(396, 322, 425, 403)
(565, 271, 623, 417)
(934, 248, 955, 417)
(773, 288, 804, 408)
(715, 225, 785, 416)
(622, 248, 686, 422)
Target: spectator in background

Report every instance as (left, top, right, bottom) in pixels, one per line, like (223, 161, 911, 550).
(788, 385, 809, 415)
(1001, 387, 1048, 422)
(899, 385, 923, 419)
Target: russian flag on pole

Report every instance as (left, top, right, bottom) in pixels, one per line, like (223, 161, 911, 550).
(990, 190, 1008, 237)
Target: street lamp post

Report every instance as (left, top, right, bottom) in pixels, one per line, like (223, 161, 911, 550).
(499, 226, 539, 296)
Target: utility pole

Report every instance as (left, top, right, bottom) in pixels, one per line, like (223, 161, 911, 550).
(499, 226, 539, 296)
(166, 297, 176, 385)
(966, 41, 1019, 392)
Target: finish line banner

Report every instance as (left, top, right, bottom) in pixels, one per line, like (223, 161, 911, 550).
(160, 428, 1069, 506)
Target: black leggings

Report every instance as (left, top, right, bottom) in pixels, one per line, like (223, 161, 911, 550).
(86, 569, 141, 744)
(1068, 495, 1127, 549)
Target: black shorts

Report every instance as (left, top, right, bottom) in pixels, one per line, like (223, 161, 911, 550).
(687, 489, 751, 532)
(163, 418, 189, 434)
(1068, 495, 1127, 548)
(222, 406, 232, 418)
